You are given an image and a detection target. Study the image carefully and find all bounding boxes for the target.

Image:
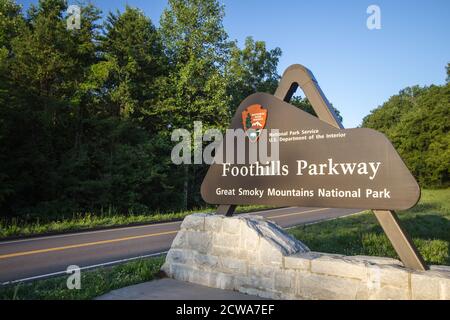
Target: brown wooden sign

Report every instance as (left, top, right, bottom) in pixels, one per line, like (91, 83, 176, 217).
(201, 92, 420, 210)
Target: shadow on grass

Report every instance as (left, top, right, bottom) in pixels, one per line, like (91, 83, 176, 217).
(402, 202, 442, 213)
(288, 212, 450, 266)
(400, 214, 450, 241)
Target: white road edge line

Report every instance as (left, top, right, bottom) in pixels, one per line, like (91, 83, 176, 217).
(284, 210, 365, 229)
(0, 251, 168, 286)
(0, 207, 299, 245)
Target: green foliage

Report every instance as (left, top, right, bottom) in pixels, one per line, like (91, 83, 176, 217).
(0, 0, 345, 222)
(157, 0, 233, 209)
(0, 0, 102, 214)
(288, 189, 450, 265)
(226, 36, 281, 114)
(0, 0, 23, 49)
(99, 6, 165, 119)
(446, 63, 449, 83)
(0, 1, 181, 217)
(362, 82, 449, 188)
(158, 0, 231, 130)
(0, 204, 273, 239)
(0, 255, 165, 300)
(290, 96, 343, 123)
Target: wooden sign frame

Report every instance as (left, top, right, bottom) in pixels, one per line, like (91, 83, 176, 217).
(215, 64, 427, 271)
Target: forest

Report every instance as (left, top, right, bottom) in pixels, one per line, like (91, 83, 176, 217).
(0, 0, 448, 221)
(362, 68, 449, 189)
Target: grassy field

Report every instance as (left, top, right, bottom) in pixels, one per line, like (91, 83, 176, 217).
(0, 255, 165, 300)
(0, 205, 273, 239)
(288, 189, 450, 265)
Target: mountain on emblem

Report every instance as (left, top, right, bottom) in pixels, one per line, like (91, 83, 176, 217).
(241, 104, 268, 142)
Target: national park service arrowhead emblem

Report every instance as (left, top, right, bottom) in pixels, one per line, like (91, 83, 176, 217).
(242, 104, 267, 142)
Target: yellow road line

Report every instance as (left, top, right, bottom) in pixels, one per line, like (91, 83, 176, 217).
(1, 207, 330, 260)
(267, 208, 329, 219)
(0, 230, 178, 260)
(0, 220, 184, 245)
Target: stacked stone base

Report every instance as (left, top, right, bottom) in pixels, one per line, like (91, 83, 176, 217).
(162, 213, 450, 300)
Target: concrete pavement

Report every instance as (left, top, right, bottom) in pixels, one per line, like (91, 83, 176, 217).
(96, 278, 268, 300)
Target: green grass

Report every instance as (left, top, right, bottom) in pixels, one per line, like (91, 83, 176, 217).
(0, 255, 165, 300)
(287, 189, 450, 265)
(0, 205, 273, 239)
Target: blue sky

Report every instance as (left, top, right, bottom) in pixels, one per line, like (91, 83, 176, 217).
(18, 0, 450, 128)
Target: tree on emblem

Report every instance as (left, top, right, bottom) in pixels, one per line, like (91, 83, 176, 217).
(246, 113, 252, 129)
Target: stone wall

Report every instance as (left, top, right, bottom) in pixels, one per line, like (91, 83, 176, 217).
(161, 213, 450, 300)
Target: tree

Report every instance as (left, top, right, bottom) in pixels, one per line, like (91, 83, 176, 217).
(62, 6, 176, 214)
(0, 0, 23, 49)
(446, 63, 449, 83)
(290, 96, 343, 124)
(0, 0, 103, 214)
(158, 0, 232, 209)
(0, 0, 25, 206)
(362, 74, 449, 188)
(226, 37, 281, 113)
(98, 6, 165, 121)
(245, 113, 252, 129)
(225, 37, 344, 123)
(158, 0, 231, 128)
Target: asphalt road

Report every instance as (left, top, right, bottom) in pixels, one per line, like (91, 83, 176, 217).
(0, 207, 361, 283)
